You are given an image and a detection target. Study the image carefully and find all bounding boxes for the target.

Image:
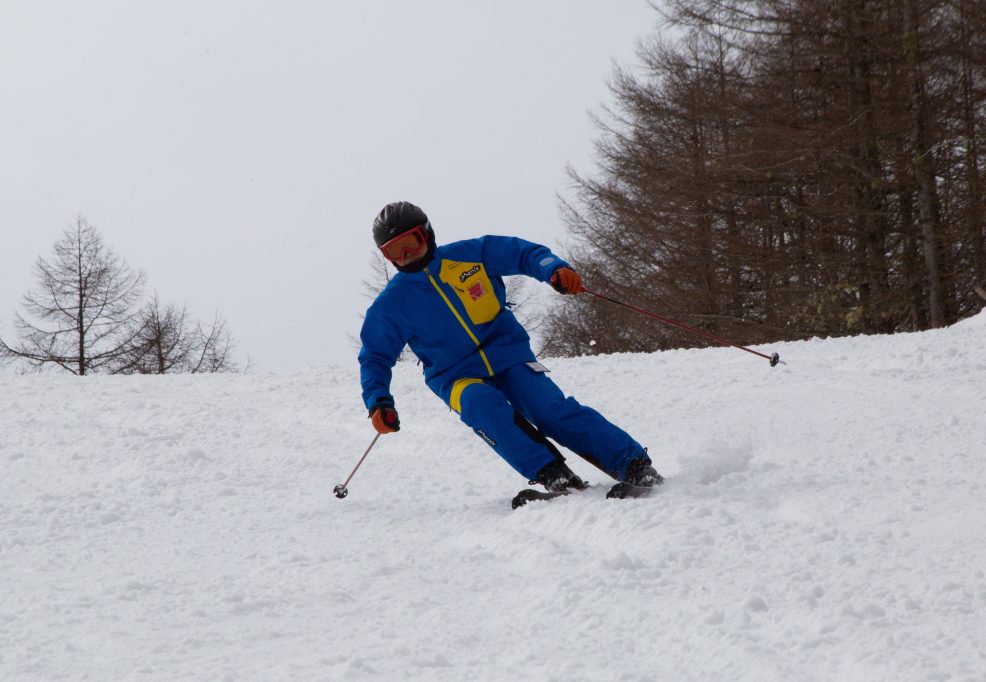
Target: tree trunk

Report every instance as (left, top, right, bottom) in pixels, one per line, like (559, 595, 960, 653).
(842, 0, 890, 330)
(958, 0, 985, 288)
(76, 231, 86, 376)
(901, 0, 945, 327)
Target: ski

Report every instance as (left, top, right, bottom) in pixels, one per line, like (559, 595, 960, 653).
(511, 481, 662, 509)
(606, 481, 656, 499)
(510, 488, 572, 509)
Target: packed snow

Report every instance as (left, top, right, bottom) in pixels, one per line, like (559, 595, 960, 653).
(2, 312, 985, 681)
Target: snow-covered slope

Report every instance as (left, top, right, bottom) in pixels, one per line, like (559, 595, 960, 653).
(2, 315, 985, 681)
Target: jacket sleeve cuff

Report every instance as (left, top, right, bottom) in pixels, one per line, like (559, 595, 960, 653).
(541, 258, 568, 281)
(367, 396, 395, 415)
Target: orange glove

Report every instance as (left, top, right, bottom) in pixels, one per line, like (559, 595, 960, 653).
(550, 267, 584, 294)
(370, 405, 400, 434)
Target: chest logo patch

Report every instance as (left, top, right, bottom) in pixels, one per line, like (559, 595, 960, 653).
(438, 259, 501, 325)
(460, 265, 481, 282)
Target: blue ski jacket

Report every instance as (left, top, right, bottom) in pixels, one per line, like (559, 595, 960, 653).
(358, 236, 570, 410)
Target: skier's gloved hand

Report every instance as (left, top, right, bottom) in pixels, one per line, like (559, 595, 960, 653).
(550, 267, 584, 295)
(370, 400, 400, 434)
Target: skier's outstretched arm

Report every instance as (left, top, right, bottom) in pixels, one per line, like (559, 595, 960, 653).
(476, 235, 572, 282)
(358, 305, 405, 433)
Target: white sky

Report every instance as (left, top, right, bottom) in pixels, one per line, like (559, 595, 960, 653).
(0, 0, 661, 372)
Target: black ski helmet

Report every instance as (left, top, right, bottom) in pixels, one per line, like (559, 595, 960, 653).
(372, 201, 432, 246)
(372, 201, 436, 271)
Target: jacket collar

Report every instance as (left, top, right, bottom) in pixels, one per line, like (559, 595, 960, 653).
(395, 245, 442, 281)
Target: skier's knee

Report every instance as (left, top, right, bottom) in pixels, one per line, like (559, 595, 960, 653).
(450, 378, 485, 414)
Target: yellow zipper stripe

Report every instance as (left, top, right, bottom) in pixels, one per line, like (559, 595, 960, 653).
(426, 268, 494, 376)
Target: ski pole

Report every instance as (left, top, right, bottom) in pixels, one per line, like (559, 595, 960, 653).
(334, 432, 382, 499)
(582, 286, 783, 367)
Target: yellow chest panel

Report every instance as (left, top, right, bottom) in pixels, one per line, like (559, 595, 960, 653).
(438, 259, 501, 325)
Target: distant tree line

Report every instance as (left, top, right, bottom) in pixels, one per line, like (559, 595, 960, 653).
(541, 0, 986, 357)
(0, 216, 240, 375)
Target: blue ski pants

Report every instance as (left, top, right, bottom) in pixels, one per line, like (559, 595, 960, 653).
(445, 362, 646, 481)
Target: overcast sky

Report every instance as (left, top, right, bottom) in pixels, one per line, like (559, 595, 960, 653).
(1, 0, 662, 373)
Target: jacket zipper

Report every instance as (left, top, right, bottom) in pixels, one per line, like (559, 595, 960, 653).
(424, 266, 494, 376)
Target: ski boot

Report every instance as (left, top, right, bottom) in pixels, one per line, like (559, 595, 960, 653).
(607, 457, 664, 499)
(533, 459, 588, 492)
(623, 456, 664, 487)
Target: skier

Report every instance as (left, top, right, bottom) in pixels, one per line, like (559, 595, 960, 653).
(358, 201, 663, 493)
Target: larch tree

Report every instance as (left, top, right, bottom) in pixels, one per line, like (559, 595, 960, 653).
(0, 216, 145, 375)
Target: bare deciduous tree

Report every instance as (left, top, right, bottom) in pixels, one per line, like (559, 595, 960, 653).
(0, 216, 145, 374)
(361, 250, 394, 300)
(187, 311, 238, 374)
(114, 295, 239, 374)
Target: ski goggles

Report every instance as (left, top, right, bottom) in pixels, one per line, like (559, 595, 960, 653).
(379, 224, 429, 262)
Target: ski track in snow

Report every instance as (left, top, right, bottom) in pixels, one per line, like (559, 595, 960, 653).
(2, 315, 985, 681)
